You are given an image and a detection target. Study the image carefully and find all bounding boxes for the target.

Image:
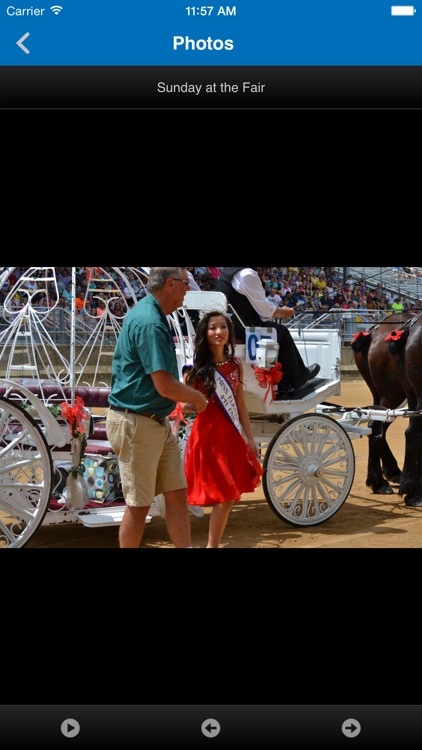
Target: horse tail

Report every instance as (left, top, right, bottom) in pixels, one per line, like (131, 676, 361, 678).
(350, 330, 372, 353)
(387, 328, 410, 355)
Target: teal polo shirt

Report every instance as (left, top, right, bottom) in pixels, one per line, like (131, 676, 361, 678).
(108, 294, 179, 417)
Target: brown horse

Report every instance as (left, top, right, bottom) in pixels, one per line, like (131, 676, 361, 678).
(351, 311, 422, 507)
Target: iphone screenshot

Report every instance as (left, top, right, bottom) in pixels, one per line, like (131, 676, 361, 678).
(0, 0, 421, 107)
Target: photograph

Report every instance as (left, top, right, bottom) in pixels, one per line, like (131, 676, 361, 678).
(2, 264, 421, 550)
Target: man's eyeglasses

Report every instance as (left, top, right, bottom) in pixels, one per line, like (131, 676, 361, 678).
(169, 278, 190, 287)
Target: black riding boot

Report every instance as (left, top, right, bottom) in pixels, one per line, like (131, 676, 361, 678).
(273, 323, 320, 389)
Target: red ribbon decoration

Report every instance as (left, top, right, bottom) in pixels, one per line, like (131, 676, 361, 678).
(350, 331, 370, 344)
(61, 396, 87, 435)
(169, 402, 191, 436)
(252, 362, 283, 404)
(385, 329, 406, 341)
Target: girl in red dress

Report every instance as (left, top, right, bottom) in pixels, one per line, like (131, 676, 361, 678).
(184, 307, 263, 548)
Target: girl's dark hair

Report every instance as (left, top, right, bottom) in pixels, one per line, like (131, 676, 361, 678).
(186, 310, 237, 399)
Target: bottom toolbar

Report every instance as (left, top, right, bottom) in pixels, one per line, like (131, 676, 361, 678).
(1, 706, 421, 748)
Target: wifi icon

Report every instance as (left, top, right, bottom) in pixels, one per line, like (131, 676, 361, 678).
(50, 5, 63, 14)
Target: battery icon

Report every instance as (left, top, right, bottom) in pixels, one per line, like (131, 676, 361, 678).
(391, 5, 416, 14)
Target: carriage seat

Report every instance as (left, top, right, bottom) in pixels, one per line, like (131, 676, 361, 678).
(71, 387, 111, 408)
(85, 438, 114, 455)
(0, 385, 111, 409)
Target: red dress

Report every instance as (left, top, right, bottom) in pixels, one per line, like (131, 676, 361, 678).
(184, 357, 264, 507)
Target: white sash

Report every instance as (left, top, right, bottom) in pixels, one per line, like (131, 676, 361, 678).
(214, 369, 241, 433)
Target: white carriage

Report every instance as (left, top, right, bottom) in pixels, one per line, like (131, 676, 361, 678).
(0, 266, 371, 549)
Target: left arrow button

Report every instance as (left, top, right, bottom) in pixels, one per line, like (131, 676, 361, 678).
(17, 32, 30, 54)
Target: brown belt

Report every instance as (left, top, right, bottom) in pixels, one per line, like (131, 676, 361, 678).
(111, 407, 166, 423)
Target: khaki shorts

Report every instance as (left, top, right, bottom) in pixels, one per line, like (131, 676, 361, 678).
(105, 410, 187, 508)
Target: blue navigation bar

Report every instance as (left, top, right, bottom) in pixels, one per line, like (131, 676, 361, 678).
(0, 1, 421, 66)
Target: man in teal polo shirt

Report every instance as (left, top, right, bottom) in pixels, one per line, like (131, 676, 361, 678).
(106, 267, 208, 549)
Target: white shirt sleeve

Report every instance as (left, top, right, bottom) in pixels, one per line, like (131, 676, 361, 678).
(232, 268, 276, 322)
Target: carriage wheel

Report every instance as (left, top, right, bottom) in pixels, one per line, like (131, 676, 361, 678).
(263, 413, 355, 527)
(0, 396, 53, 548)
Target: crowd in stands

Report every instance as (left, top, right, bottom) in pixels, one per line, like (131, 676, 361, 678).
(1, 266, 422, 320)
(191, 266, 422, 316)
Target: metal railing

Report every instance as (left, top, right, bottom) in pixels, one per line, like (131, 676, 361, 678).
(286, 307, 393, 345)
(1, 303, 417, 351)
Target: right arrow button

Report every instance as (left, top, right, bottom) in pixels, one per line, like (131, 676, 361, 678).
(342, 718, 362, 738)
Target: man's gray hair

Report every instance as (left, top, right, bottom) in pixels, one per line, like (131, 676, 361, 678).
(148, 267, 186, 293)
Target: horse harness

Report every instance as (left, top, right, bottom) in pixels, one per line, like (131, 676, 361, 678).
(369, 311, 422, 335)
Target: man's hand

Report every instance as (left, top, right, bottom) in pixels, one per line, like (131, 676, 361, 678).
(274, 306, 294, 320)
(152, 371, 209, 412)
(189, 392, 208, 413)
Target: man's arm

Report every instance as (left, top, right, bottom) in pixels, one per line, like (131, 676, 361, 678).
(235, 269, 294, 322)
(151, 371, 208, 412)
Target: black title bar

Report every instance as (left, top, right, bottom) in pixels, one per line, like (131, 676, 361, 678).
(1, 66, 422, 108)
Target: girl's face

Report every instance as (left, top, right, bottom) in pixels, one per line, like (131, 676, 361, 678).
(207, 315, 229, 348)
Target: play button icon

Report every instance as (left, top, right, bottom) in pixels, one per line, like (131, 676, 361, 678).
(61, 719, 81, 738)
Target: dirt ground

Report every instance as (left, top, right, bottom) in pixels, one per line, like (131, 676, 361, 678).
(25, 378, 422, 549)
